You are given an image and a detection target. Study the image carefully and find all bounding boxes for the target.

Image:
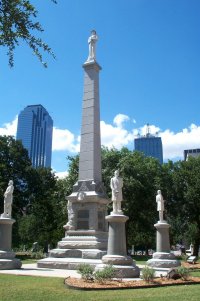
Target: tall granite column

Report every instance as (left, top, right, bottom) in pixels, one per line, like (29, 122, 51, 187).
(38, 31, 109, 269)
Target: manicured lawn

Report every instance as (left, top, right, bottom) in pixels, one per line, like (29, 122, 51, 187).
(132, 255, 152, 265)
(0, 274, 200, 301)
(191, 269, 200, 277)
(20, 259, 38, 264)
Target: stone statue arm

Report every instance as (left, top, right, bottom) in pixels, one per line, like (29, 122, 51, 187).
(4, 186, 13, 197)
(110, 178, 114, 190)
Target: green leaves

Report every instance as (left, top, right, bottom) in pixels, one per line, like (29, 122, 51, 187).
(0, 0, 56, 67)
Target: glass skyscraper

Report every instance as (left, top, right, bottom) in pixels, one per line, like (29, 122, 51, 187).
(134, 135, 163, 164)
(16, 105, 53, 168)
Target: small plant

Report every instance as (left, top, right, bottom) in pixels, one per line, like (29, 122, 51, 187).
(177, 266, 190, 280)
(141, 266, 155, 283)
(77, 264, 94, 281)
(181, 254, 189, 262)
(94, 265, 115, 283)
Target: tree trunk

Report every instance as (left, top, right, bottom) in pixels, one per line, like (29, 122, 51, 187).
(193, 238, 200, 256)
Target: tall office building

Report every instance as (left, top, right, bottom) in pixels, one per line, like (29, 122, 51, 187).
(16, 105, 53, 168)
(184, 148, 200, 161)
(134, 126, 163, 164)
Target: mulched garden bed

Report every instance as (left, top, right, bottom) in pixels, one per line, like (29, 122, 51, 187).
(65, 276, 200, 290)
(182, 262, 200, 269)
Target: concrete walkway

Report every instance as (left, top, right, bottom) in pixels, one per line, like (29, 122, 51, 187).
(0, 263, 167, 279)
(0, 263, 81, 278)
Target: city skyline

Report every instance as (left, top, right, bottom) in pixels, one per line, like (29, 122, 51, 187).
(0, 0, 200, 176)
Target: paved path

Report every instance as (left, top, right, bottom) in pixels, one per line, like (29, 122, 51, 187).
(0, 263, 81, 278)
(0, 263, 167, 279)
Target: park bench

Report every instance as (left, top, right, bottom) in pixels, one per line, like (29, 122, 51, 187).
(187, 256, 197, 264)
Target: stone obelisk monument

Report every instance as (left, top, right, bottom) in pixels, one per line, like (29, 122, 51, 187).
(96, 171, 140, 278)
(0, 181, 21, 269)
(38, 30, 109, 269)
(147, 190, 180, 269)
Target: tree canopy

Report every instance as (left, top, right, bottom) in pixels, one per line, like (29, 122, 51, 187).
(1, 137, 200, 255)
(0, 0, 56, 67)
(0, 135, 66, 248)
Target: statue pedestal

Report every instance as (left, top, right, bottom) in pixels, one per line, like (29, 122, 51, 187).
(0, 218, 21, 269)
(38, 180, 109, 269)
(147, 221, 180, 269)
(96, 214, 140, 278)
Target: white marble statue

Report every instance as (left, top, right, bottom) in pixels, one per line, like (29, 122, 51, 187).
(87, 30, 98, 61)
(156, 190, 165, 222)
(110, 170, 123, 214)
(65, 200, 75, 230)
(1, 180, 14, 218)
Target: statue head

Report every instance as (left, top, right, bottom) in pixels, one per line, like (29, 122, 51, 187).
(8, 180, 13, 186)
(157, 189, 161, 194)
(114, 170, 119, 177)
(77, 191, 85, 201)
(91, 29, 96, 36)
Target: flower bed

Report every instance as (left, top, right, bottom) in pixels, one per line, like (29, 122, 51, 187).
(65, 276, 200, 290)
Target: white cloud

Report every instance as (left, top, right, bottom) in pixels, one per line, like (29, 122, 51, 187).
(113, 114, 130, 128)
(2, 116, 200, 170)
(0, 116, 18, 136)
(161, 124, 200, 160)
(101, 120, 134, 149)
(55, 171, 69, 179)
(52, 127, 80, 153)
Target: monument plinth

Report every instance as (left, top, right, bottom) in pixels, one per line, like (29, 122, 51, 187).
(38, 31, 109, 269)
(98, 213, 140, 277)
(0, 181, 21, 269)
(147, 191, 180, 270)
(96, 171, 140, 278)
(0, 218, 21, 269)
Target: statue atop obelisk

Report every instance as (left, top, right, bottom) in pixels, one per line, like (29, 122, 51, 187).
(38, 31, 109, 269)
(87, 30, 98, 62)
(61, 29, 109, 258)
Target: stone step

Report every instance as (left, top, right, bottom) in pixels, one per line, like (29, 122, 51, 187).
(37, 257, 102, 270)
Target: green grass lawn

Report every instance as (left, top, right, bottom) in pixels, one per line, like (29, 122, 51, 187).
(0, 274, 200, 301)
(132, 255, 152, 265)
(20, 259, 38, 264)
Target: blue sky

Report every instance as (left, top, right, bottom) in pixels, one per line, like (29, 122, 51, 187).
(0, 0, 200, 176)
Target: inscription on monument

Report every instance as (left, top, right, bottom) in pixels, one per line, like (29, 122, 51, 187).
(77, 209, 89, 230)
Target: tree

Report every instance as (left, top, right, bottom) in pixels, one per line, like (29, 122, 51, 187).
(18, 168, 67, 248)
(106, 149, 163, 253)
(0, 0, 56, 67)
(0, 135, 32, 215)
(168, 157, 200, 255)
(0, 135, 66, 248)
(66, 148, 164, 252)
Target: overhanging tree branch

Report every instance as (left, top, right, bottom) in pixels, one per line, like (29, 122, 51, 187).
(0, 0, 56, 67)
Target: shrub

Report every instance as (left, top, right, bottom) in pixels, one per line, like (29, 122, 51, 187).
(177, 266, 190, 280)
(141, 266, 155, 283)
(77, 264, 94, 281)
(16, 251, 44, 260)
(181, 254, 189, 262)
(94, 265, 115, 283)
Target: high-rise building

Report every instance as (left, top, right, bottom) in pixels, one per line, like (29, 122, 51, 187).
(184, 148, 200, 161)
(16, 104, 53, 168)
(134, 125, 163, 164)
